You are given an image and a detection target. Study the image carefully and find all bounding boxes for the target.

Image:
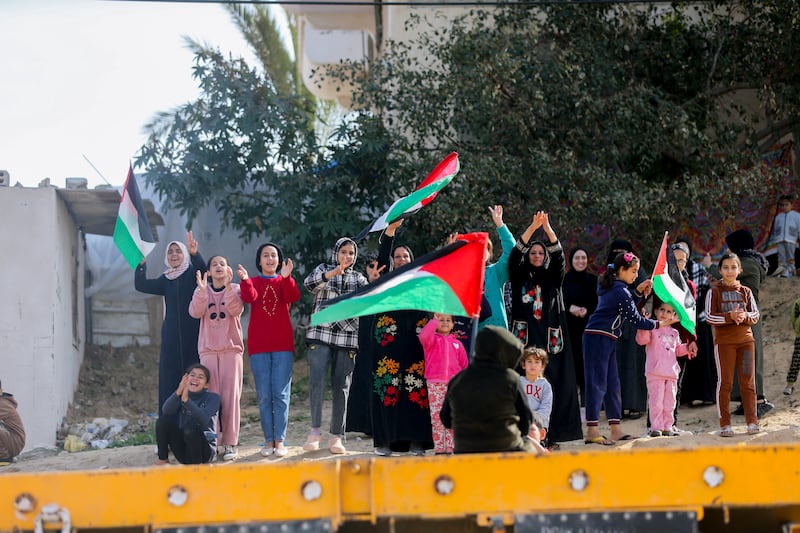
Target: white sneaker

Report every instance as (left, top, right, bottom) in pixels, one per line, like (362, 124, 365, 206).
(260, 445, 274, 456)
(784, 384, 795, 396)
(374, 447, 392, 456)
(274, 442, 288, 457)
(222, 445, 238, 461)
(671, 426, 693, 436)
(329, 437, 346, 454)
(772, 265, 786, 277)
(302, 434, 321, 451)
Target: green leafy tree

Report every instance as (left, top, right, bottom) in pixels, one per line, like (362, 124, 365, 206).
(137, 48, 399, 277)
(326, 1, 793, 261)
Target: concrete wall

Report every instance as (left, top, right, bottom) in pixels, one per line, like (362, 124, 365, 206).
(0, 187, 85, 451)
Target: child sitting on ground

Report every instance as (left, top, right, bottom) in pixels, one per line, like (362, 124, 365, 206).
(635, 302, 688, 437)
(419, 312, 469, 455)
(440, 326, 536, 454)
(520, 347, 553, 442)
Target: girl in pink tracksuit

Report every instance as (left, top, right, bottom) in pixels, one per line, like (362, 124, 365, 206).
(419, 313, 469, 454)
(188, 255, 244, 460)
(635, 302, 688, 436)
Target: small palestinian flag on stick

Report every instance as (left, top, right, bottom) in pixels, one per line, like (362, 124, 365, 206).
(113, 164, 156, 269)
(652, 231, 696, 335)
(355, 152, 459, 240)
(311, 232, 487, 326)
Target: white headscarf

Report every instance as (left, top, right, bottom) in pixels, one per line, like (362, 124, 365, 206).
(163, 241, 191, 280)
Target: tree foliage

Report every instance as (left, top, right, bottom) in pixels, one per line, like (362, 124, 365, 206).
(137, 48, 399, 276)
(139, 2, 797, 274)
(327, 1, 794, 261)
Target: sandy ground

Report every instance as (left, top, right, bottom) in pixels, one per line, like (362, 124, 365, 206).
(3, 277, 799, 474)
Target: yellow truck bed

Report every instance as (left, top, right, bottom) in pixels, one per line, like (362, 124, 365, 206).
(3, 444, 799, 532)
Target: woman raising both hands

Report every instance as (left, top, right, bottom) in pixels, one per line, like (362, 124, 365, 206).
(509, 211, 583, 446)
(239, 243, 301, 457)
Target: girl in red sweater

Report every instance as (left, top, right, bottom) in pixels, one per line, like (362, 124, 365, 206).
(238, 243, 300, 457)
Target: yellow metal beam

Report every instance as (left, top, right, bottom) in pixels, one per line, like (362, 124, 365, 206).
(2, 444, 799, 531)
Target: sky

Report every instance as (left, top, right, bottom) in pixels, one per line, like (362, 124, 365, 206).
(0, 1, 263, 188)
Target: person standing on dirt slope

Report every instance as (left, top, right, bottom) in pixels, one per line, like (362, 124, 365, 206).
(135, 232, 204, 417)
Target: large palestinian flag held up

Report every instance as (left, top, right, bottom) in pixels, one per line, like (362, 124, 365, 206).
(355, 152, 460, 240)
(113, 165, 156, 269)
(652, 232, 696, 335)
(311, 232, 487, 326)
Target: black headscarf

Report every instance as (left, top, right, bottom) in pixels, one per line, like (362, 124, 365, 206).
(725, 229, 769, 272)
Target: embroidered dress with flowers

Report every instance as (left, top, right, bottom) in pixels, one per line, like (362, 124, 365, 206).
(509, 237, 583, 444)
(366, 310, 434, 452)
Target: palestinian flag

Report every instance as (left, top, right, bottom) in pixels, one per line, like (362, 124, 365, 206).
(652, 232, 696, 335)
(355, 152, 460, 240)
(113, 165, 156, 269)
(311, 232, 487, 326)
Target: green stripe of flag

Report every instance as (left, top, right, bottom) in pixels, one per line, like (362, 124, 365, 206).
(311, 273, 468, 326)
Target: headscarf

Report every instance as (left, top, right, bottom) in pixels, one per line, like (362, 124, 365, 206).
(473, 326, 524, 368)
(255, 242, 284, 274)
(163, 241, 191, 280)
(605, 238, 633, 266)
(330, 237, 359, 270)
(390, 244, 415, 271)
(524, 240, 551, 273)
(567, 246, 592, 275)
(725, 229, 769, 273)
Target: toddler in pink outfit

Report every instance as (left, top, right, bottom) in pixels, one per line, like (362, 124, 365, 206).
(419, 313, 469, 454)
(635, 303, 688, 437)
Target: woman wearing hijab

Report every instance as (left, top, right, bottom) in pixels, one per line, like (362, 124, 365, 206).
(562, 246, 598, 406)
(135, 231, 205, 415)
(509, 211, 583, 446)
(355, 220, 433, 456)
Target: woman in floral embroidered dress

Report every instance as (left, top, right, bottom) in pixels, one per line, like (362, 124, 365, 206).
(367, 220, 434, 456)
(508, 211, 583, 446)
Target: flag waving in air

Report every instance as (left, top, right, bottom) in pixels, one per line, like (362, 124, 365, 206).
(311, 232, 487, 326)
(113, 165, 156, 269)
(652, 232, 696, 335)
(355, 152, 460, 240)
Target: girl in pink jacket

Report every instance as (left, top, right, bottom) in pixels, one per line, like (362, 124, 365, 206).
(635, 302, 688, 437)
(188, 255, 244, 461)
(419, 313, 469, 454)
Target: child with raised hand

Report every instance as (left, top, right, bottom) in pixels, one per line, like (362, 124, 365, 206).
(635, 302, 688, 437)
(705, 252, 760, 437)
(303, 237, 369, 454)
(583, 252, 679, 445)
(520, 347, 553, 441)
(156, 363, 220, 465)
(188, 255, 244, 461)
(418, 312, 469, 455)
(238, 243, 300, 457)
